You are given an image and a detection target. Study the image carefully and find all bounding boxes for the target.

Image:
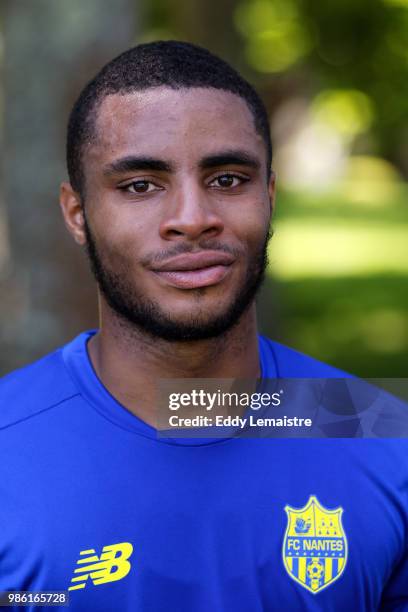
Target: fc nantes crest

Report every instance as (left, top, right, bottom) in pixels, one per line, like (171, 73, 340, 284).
(282, 496, 347, 594)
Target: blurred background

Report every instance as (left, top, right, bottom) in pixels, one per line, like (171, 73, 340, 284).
(0, 0, 407, 377)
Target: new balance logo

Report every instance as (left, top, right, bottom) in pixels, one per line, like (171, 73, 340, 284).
(68, 542, 133, 591)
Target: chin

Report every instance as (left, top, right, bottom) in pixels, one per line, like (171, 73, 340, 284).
(140, 305, 248, 342)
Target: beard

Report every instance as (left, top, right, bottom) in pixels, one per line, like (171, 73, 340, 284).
(83, 216, 271, 342)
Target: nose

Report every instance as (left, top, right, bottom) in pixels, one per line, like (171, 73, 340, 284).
(159, 180, 224, 242)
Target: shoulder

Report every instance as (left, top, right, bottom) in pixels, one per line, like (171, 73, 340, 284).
(0, 347, 78, 430)
(259, 335, 353, 378)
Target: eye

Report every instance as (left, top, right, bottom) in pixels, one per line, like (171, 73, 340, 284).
(119, 180, 161, 194)
(209, 174, 248, 189)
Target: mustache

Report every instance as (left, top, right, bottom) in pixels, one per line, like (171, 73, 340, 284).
(140, 240, 243, 268)
(140, 228, 273, 268)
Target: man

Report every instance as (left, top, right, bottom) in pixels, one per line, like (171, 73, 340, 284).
(0, 41, 407, 611)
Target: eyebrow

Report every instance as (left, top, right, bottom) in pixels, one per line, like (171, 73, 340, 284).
(198, 150, 261, 171)
(102, 156, 174, 176)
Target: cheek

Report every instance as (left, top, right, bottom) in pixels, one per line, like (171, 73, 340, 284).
(226, 201, 270, 247)
(90, 206, 150, 262)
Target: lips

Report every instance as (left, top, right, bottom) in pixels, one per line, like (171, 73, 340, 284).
(150, 251, 235, 289)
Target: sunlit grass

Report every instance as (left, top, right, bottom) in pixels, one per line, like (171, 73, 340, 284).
(270, 184, 408, 278)
(270, 221, 408, 278)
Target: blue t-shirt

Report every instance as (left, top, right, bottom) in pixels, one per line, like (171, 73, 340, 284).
(0, 330, 407, 611)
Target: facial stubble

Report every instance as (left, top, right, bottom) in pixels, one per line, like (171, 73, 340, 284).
(83, 214, 271, 342)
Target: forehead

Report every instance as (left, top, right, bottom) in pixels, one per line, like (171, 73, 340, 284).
(89, 86, 265, 167)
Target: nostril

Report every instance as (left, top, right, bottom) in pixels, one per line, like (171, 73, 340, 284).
(166, 229, 184, 238)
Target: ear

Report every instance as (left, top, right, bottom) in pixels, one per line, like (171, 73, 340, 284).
(268, 170, 276, 215)
(59, 182, 86, 245)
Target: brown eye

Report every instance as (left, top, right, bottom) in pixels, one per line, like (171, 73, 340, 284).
(209, 174, 247, 189)
(129, 180, 151, 193)
(217, 175, 235, 187)
(118, 180, 162, 195)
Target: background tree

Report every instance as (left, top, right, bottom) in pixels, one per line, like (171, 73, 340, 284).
(0, 0, 137, 372)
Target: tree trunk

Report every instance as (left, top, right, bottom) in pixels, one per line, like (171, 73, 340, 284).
(1, 0, 138, 374)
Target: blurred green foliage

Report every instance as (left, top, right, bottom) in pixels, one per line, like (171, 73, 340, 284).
(235, 0, 313, 72)
(261, 274, 407, 377)
(235, 0, 408, 173)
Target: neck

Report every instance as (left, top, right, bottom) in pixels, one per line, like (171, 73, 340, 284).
(87, 300, 261, 426)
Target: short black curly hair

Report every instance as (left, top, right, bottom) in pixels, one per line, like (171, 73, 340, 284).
(66, 40, 272, 197)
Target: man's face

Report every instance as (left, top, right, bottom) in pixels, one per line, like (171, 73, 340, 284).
(78, 87, 274, 341)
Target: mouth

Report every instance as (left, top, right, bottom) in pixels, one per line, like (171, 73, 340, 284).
(150, 251, 235, 289)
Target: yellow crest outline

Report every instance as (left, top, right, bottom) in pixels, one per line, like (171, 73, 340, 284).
(282, 495, 348, 595)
